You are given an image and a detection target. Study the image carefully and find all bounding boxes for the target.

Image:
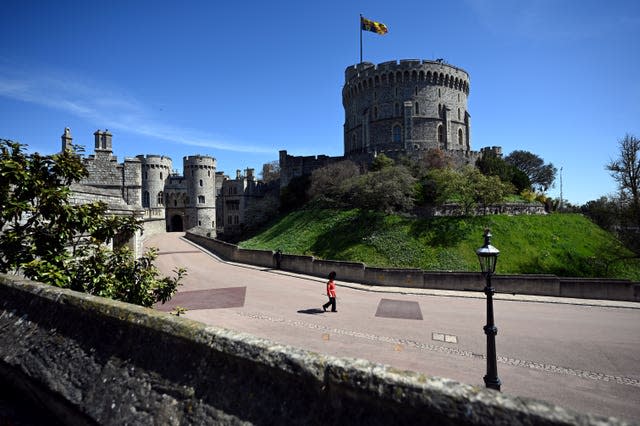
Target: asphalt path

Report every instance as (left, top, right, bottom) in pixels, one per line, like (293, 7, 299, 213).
(146, 232, 640, 423)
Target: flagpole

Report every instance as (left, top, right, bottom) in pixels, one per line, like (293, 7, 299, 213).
(359, 14, 363, 64)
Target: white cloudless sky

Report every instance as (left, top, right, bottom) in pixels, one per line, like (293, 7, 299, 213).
(1, 0, 638, 204)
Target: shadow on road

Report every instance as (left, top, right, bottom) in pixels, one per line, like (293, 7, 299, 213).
(297, 308, 325, 315)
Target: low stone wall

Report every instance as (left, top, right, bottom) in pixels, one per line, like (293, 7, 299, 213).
(0, 275, 622, 425)
(185, 232, 640, 302)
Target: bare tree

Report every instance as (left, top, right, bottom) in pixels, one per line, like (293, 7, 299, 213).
(607, 134, 640, 227)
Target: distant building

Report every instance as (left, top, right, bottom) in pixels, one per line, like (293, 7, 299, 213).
(62, 128, 267, 243)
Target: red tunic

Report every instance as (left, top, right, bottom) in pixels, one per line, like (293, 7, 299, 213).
(326, 280, 336, 298)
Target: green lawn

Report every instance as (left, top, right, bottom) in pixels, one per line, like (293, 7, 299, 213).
(240, 209, 640, 280)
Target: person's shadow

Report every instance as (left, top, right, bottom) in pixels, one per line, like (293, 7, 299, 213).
(297, 308, 324, 315)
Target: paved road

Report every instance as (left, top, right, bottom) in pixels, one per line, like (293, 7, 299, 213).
(146, 232, 640, 422)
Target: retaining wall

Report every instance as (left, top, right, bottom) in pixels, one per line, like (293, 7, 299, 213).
(185, 232, 640, 302)
(0, 275, 623, 425)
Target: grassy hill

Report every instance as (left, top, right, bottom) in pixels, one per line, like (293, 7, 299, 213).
(240, 209, 640, 280)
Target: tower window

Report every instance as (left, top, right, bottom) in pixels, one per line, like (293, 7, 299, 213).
(157, 191, 164, 206)
(160, 172, 163, 180)
(198, 195, 205, 204)
(392, 125, 402, 143)
(415, 102, 419, 115)
(438, 125, 444, 143)
(458, 128, 464, 145)
(199, 179, 203, 187)
(458, 108, 461, 120)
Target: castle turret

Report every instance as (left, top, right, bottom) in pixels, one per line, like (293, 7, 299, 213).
(138, 155, 173, 209)
(61, 127, 73, 152)
(184, 155, 216, 232)
(342, 59, 471, 159)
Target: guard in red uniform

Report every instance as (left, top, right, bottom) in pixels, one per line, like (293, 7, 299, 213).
(322, 271, 337, 312)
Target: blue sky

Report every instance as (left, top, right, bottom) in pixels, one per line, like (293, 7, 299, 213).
(1, 0, 638, 205)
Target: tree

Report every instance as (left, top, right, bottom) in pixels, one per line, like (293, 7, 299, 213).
(369, 153, 395, 171)
(307, 160, 360, 205)
(349, 165, 416, 213)
(607, 134, 640, 228)
(504, 150, 557, 192)
(476, 151, 531, 193)
(260, 160, 280, 184)
(0, 139, 184, 307)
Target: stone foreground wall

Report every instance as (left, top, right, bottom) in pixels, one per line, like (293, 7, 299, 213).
(0, 275, 624, 426)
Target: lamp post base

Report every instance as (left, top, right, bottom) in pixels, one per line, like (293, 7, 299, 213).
(483, 375, 501, 391)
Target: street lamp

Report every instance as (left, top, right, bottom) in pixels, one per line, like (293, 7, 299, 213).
(476, 228, 501, 391)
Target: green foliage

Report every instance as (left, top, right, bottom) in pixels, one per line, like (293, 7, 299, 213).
(505, 150, 557, 192)
(241, 208, 640, 280)
(369, 153, 395, 171)
(0, 139, 184, 307)
(421, 167, 512, 214)
(280, 174, 311, 213)
(476, 151, 531, 193)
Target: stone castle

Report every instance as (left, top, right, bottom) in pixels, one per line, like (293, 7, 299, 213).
(280, 59, 501, 187)
(61, 128, 264, 251)
(65, 58, 507, 245)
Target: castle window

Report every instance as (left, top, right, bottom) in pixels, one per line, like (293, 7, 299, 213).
(395, 87, 398, 97)
(415, 102, 419, 115)
(228, 215, 232, 225)
(458, 128, 463, 145)
(374, 91, 377, 100)
(198, 195, 205, 204)
(198, 220, 202, 226)
(160, 172, 163, 180)
(174, 200, 177, 207)
(142, 191, 150, 207)
(208, 170, 211, 177)
(394, 103, 400, 116)
(438, 88, 441, 98)
(392, 125, 402, 143)
(157, 191, 164, 206)
(199, 179, 203, 187)
(414, 86, 418, 95)
(458, 108, 461, 120)
(437, 125, 444, 143)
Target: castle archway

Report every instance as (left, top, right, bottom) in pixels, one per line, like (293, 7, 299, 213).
(170, 215, 184, 232)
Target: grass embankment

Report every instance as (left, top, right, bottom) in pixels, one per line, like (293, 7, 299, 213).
(240, 209, 640, 280)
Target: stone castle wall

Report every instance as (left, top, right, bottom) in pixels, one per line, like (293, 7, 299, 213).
(0, 274, 622, 425)
(343, 60, 472, 160)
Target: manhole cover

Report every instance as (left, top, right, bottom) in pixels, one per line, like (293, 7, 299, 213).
(375, 299, 423, 320)
(156, 287, 246, 311)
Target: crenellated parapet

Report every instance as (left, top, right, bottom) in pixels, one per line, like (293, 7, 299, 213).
(342, 59, 472, 161)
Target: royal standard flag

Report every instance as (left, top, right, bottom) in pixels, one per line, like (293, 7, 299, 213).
(361, 16, 388, 35)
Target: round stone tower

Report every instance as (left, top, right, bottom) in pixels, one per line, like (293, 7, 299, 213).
(183, 155, 216, 230)
(342, 59, 471, 160)
(137, 155, 173, 209)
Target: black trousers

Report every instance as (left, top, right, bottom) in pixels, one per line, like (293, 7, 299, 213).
(323, 297, 336, 312)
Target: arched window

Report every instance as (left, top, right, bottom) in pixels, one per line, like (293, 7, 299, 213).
(198, 195, 205, 204)
(437, 125, 444, 143)
(392, 125, 402, 143)
(458, 129, 463, 145)
(157, 191, 164, 206)
(142, 191, 150, 207)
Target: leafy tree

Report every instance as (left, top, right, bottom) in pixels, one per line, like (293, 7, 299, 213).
(607, 134, 640, 228)
(0, 139, 184, 307)
(369, 153, 395, 171)
(505, 150, 557, 192)
(476, 151, 531, 193)
(279, 174, 311, 212)
(349, 165, 416, 213)
(308, 160, 360, 205)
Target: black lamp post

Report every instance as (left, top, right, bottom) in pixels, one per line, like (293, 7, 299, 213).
(476, 228, 501, 391)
